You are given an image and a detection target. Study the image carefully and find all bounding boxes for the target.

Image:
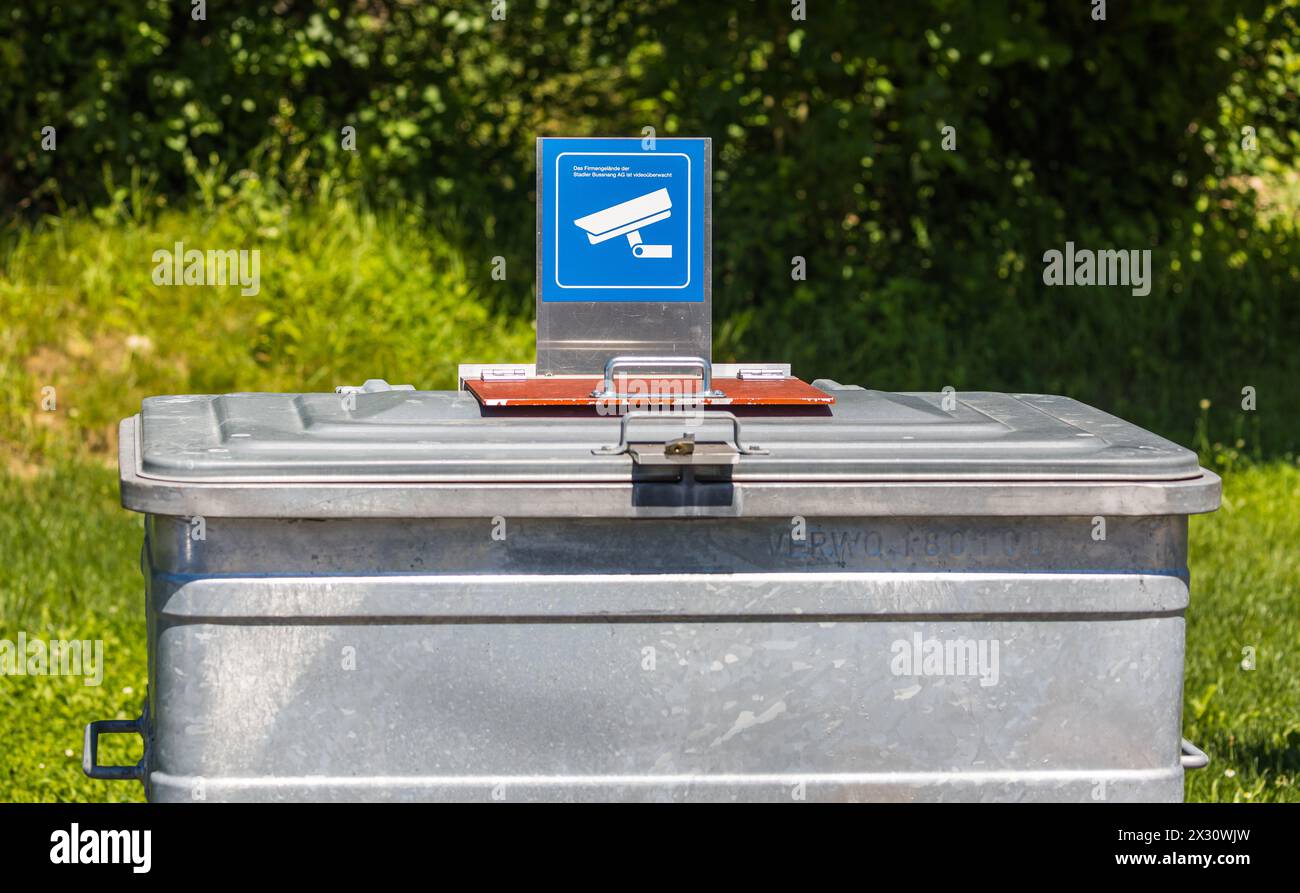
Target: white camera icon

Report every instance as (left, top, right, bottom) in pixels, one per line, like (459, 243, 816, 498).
(573, 188, 673, 258)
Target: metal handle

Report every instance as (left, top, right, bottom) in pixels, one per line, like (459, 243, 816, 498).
(83, 708, 147, 781)
(590, 355, 724, 399)
(1180, 737, 1209, 770)
(593, 410, 768, 456)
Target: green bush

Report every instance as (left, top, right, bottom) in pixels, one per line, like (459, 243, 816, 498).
(2, 0, 1298, 452)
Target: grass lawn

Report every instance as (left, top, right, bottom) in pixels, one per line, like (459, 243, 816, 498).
(1183, 462, 1300, 802)
(1, 458, 1295, 802)
(0, 462, 149, 802)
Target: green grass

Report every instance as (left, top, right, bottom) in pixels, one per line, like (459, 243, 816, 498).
(0, 181, 534, 464)
(1184, 462, 1300, 802)
(0, 463, 148, 802)
(1, 459, 1296, 802)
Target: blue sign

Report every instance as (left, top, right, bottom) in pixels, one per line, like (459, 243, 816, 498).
(539, 137, 706, 302)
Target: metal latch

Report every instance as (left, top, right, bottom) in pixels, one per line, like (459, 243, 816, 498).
(664, 434, 696, 456)
(593, 411, 768, 466)
(335, 379, 416, 395)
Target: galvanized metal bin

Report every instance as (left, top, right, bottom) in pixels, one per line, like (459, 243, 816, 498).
(86, 380, 1219, 802)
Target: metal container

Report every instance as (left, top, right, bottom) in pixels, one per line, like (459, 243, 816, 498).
(86, 380, 1219, 802)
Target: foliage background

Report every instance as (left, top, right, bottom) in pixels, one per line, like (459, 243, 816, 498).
(0, 0, 1297, 802)
(3, 0, 1299, 456)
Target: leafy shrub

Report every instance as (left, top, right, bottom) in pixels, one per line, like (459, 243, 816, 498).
(2, 0, 1298, 452)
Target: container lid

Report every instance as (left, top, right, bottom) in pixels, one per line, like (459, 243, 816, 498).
(131, 382, 1203, 484)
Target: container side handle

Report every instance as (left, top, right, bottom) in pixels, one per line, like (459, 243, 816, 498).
(1180, 737, 1210, 770)
(83, 708, 148, 781)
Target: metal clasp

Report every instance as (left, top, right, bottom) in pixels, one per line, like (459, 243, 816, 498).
(592, 410, 768, 458)
(335, 379, 416, 395)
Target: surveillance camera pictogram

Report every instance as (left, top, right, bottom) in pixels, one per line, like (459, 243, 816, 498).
(573, 188, 673, 259)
